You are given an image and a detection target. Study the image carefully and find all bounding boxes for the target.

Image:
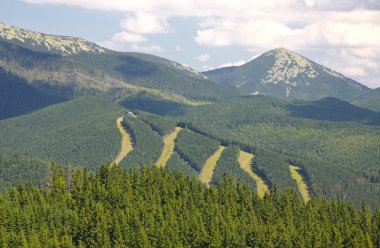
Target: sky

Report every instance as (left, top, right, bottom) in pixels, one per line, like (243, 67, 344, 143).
(1, 0, 380, 88)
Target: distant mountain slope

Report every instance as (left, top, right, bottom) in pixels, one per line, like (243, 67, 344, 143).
(0, 67, 64, 120)
(205, 48, 369, 101)
(0, 22, 238, 116)
(0, 22, 106, 55)
(287, 97, 380, 125)
(351, 87, 380, 111)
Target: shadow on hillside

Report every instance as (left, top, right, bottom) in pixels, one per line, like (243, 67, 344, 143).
(119, 95, 190, 116)
(286, 97, 380, 126)
(0, 68, 65, 121)
(114, 55, 157, 78)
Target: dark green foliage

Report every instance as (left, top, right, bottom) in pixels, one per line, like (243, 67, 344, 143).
(119, 117, 163, 168)
(205, 48, 369, 101)
(137, 112, 177, 136)
(0, 154, 50, 191)
(165, 152, 198, 178)
(212, 146, 257, 189)
(119, 93, 191, 116)
(175, 128, 220, 171)
(0, 96, 124, 169)
(287, 97, 380, 125)
(253, 148, 293, 190)
(0, 67, 64, 120)
(0, 165, 378, 247)
(170, 95, 380, 208)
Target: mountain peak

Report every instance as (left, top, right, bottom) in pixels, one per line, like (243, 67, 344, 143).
(260, 47, 319, 91)
(205, 47, 369, 101)
(0, 22, 106, 55)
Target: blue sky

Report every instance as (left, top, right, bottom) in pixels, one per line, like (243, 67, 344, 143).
(1, 0, 380, 88)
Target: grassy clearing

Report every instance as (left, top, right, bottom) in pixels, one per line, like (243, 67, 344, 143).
(289, 165, 311, 202)
(238, 150, 269, 198)
(114, 117, 133, 165)
(198, 146, 225, 186)
(156, 127, 183, 168)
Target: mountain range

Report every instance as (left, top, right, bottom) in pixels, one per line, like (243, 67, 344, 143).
(0, 22, 380, 210)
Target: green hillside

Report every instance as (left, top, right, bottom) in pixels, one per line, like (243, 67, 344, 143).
(0, 22, 239, 113)
(0, 96, 125, 169)
(205, 48, 369, 101)
(0, 67, 63, 120)
(351, 87, 380, 111)
(121, 94, 380, 207)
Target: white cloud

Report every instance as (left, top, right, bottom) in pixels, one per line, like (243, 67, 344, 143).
(197, 53, 210, 62)
(112, 31, 147, 43)
(121, 12, 170, 34)
(219, 60, 246, 68)
(130, 43, 164, 53)
(175, 45, 182, 51)
(339, 67, 367, 77)
(98, 41, 163, 53)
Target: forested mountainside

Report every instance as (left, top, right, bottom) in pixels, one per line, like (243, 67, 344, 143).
(0, 67, 64, 120)
(351, 87, 380, 112)
(0, 97, 125, 169)
(204, 48, 369, 101)
(0, 23, 239, 121)
(1, 93, 379, 208)
(121, 95, 380, 208)
(0, 165, 379, 248)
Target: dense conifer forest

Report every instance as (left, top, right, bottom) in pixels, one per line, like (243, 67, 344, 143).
(0, 165, 379, 247)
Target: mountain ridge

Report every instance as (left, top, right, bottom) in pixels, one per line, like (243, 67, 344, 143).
(0, 22, 107, 55)
(205, 47, 369, 101)
(0, 22, 239, 120)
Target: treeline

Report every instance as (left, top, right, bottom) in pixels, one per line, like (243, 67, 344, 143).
(0, 165, 379, 247)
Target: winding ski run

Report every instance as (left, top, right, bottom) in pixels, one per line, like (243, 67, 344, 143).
(156, 127, 183, 168)
(289, 165, 311, 202)
(114, 117, 133, 165)
(198, 146, 225, 186)
(238, 150, 269, 198)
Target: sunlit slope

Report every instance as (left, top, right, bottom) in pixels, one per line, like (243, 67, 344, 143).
(238, 150, 268, 198)
(156, 127, 182, 168)
(198, 146, 225, 186)
(0, 96, 124, 169)
(289, 165, 311, 202)
(114, 117, 133, 165)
